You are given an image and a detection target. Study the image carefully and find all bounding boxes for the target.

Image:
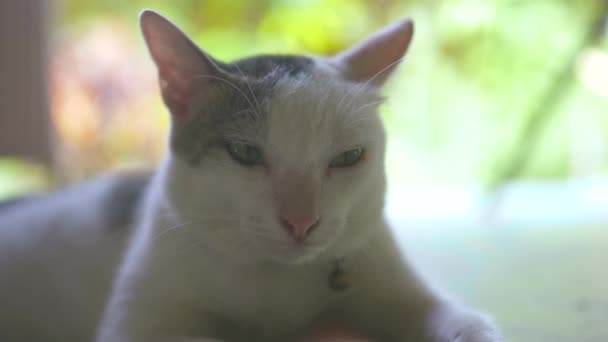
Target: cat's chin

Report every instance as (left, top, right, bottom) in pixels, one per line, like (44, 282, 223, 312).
(259, 241, 328, 265)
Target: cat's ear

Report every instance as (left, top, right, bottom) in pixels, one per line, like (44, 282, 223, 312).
(331, 19, 413, 87)
(140, 10, 222, 118)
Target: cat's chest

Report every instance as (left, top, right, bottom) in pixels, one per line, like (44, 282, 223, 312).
(197, 262, 340, 338)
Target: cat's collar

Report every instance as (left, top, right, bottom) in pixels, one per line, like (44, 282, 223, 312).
(328, 258, 351, 292)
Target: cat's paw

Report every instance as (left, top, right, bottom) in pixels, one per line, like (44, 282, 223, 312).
(451, 324, 502, 342)
(431, 306, 503, 342)
(448, 315, 502, 342)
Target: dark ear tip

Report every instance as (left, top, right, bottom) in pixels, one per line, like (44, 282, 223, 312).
(139, 9, 154, 30)
(139, 9, 166, 29)
(398, 18, 414, 35)
(139, 9, 155, 21)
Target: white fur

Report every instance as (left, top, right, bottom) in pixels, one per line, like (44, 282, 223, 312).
(95, 64, 502, 342)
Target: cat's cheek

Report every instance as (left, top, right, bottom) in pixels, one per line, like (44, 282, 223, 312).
(325, 166, 352, 178)
(325, 165, 367, 185)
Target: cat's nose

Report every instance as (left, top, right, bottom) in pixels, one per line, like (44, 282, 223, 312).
(280, 215, 320, 242)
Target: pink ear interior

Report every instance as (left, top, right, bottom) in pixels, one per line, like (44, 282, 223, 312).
(140, 10, 215, 117)
(334, 19, 414, 86)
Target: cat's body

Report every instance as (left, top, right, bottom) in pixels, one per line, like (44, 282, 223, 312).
(0, 172, 148, 341)
(0, 10, 502, 342)
(0, 169, 494, 342)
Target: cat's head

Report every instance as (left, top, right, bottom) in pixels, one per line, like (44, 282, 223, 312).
(140, 10, 413, 264)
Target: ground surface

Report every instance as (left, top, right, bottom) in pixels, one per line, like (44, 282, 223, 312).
(387, 182, 608, 342)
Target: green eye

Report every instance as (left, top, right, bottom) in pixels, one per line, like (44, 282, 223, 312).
(330, 148, 364, 168)
(226, 142, 263, 166)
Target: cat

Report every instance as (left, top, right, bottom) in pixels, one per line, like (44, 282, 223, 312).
(0, 9, 502, 342)
(95, 10, 502, 342)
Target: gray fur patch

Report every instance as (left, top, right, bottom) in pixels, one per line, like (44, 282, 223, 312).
(171, 55, 315, 165)
(100, 171, 151, 232)
(0, 171, 151, 236)
(224, 55, 314, 82)
(0, 195, 36, 213)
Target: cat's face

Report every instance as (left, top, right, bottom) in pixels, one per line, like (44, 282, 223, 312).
(140, 10, 413, 264)
(167, 64, 387, 264)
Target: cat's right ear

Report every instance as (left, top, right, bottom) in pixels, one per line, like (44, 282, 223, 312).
(140, 10, 221, 118)
(331, 19, 413, 87)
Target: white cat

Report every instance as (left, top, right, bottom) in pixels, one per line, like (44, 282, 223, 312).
(96, 10, 501, 342)
(0, 9, 502, 342)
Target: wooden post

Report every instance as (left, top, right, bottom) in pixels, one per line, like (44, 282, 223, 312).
(0, 0, 54, 168)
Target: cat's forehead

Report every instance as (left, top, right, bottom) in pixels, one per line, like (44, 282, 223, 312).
(227, 55, 379, 145)
(226, 55, 315, 80)
(222, 54, 379, 134)
(259, 59, 381, 165)
(172, 55, 381, 165)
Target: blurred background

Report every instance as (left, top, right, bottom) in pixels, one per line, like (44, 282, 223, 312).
(0, 1, 607, 341)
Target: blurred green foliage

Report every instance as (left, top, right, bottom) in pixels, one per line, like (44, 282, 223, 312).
(0, 158, 49, 200)
(52, 0, 608, 187)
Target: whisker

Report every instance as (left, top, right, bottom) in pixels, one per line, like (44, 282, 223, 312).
(190, 74, 259, 119)
(357, 55, 407, 91)
(352, 99, 386, 114)
(147, 214, 253, 242)
(150, 220, 201, 241)
(232, 63, 263, 117)
(336, 56, 407, 114)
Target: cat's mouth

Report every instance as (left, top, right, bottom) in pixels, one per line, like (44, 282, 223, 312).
(260, 238, 327, 264)
(238, 216, 339, 263)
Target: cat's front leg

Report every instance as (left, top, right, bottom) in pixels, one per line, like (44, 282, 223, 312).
(96, 296, 222, 342)
(341, 285, 502, 342)
(95, 270, 221, 342)
(338, 232, 502, 341)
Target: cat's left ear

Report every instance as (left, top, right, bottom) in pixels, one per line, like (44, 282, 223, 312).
(331, 19, 413, 87)
(139, 10, 224, 118)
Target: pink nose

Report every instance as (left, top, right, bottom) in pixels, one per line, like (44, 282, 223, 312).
(280, 216, 320, 241)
